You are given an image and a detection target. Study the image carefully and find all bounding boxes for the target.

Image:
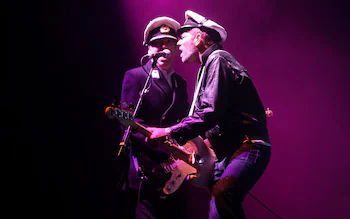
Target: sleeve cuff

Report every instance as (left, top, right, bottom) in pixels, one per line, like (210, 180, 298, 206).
(169, 123, 183, 133)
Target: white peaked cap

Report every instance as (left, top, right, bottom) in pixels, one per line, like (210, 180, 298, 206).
(143, 16, 181, 46)
(178, 10, 227, 43)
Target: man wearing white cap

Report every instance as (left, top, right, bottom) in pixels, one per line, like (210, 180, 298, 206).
(148, 10, 271, 219)
(120, 16, 190, 219)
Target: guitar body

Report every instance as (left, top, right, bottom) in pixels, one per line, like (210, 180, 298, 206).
(161, 159, 197, 194)
(139, 136, 216, 195)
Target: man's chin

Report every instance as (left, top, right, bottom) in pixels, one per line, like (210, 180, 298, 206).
(181, 57, 190, 63)
(157, 61, 171, 70)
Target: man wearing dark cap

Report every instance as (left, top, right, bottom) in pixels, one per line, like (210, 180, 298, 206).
(148, 10, 271, 219)
(119, 16, 190, 219)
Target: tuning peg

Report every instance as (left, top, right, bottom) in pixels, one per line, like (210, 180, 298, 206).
(128, 103, 134, 111)
(111, 98, 121, 108)
(265, 108, 273, 118)
(111, 98, 116, 106)
(121, 102, 128, 110)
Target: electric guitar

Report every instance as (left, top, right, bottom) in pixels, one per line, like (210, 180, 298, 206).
(105, 105, 217, 195)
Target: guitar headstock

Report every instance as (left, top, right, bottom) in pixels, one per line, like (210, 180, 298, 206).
(105, 106, 133, 119)
(104, 101, 135, 127)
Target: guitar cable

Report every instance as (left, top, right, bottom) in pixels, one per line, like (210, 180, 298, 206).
(248, 192, 283, 219)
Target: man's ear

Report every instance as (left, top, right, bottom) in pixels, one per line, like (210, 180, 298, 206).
(194, 33, 202, 47)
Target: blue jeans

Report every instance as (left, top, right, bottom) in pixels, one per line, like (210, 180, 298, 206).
(209, 143, 271, 219)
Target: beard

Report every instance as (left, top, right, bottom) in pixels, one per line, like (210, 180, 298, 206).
(181, 47, 199, 63)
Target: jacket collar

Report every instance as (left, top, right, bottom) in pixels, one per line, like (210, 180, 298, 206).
(201, 43, 223, 66)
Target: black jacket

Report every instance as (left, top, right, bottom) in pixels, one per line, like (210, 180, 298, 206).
(170, 44, 270, 160)
(120, 60, 190, 189)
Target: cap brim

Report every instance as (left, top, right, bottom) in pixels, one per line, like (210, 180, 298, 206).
(149, 35, 178, 43)
(176, 25, 195, 36)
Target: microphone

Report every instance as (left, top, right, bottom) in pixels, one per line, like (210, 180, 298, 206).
(147, 49, 171, 59)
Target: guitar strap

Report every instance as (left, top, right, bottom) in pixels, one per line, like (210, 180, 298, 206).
(188, 65, 205, 116)
(189, 49, 225, 116)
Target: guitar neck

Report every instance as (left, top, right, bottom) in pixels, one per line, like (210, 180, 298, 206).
(129, 121, 199, 169)
(129, 121, 152, 137)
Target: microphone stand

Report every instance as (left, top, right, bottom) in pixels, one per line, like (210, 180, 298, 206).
(117, 57, 157, 156)
(116, 56, 158, 189)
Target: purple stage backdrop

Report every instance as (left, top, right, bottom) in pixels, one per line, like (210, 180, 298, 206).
(118, 0, 350, 218)
(9, 0, 350, 218)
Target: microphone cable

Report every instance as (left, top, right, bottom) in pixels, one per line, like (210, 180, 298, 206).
(140, 54, 153, 94)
